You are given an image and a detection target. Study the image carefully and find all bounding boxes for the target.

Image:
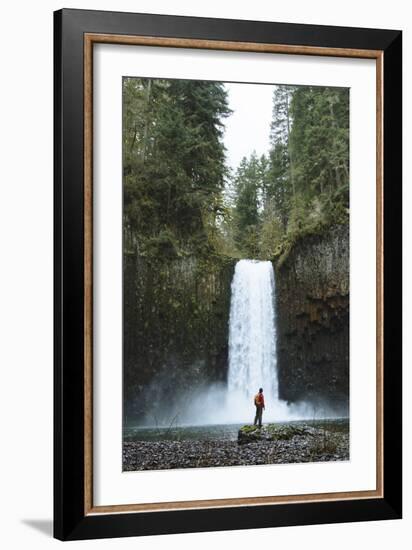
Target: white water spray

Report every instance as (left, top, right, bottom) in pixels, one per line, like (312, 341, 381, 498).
(225, 259, 299, 423)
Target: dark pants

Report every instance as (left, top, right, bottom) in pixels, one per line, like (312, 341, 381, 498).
(254, 405, 263, 427)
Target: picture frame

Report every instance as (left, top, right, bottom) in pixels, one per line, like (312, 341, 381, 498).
(53, 8, 402, 541)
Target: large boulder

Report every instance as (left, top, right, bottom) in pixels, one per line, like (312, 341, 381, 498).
(237, 423, 320, 444)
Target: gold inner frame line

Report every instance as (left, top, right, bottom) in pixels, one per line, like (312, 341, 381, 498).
(83, 33, 384, 516)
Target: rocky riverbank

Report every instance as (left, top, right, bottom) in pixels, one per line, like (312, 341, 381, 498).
(123, 420, 349, 471)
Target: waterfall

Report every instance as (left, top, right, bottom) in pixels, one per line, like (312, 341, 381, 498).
(156, 258, 312, 427)
(226, 259, 287, 422)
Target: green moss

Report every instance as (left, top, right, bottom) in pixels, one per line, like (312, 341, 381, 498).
(240, 425, 259, 434)
(274, 221, 349, 269)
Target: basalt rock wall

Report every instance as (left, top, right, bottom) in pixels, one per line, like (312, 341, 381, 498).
(275, 224, 349, 412)
(124, 252, 235, 423)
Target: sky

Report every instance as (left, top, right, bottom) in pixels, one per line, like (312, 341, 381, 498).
(223, 82, 275, 173)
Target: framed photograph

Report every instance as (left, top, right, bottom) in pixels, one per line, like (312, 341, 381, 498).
(54, 8, 402, 541)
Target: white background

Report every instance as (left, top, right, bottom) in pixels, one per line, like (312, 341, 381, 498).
(94, 45, 376, 506)
(0, 0, 409, 548)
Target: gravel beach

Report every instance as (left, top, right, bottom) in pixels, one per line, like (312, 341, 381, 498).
(123, 421, 349, 471)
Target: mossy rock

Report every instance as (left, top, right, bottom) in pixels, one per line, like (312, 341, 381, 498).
(238, 423, 319, 444)
(240, 425, 260, 434)
(238, 425, 262, 444)
(267, 425, 308, 440)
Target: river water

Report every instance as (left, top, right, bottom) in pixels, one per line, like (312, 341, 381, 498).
(124, 419, 349, 443)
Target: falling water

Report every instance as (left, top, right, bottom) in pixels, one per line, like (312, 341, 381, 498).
(226, 259, 290, 422)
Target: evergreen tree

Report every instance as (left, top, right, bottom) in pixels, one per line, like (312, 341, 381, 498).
(231, 153, 266, 257)
(232, 156, 258, 255)
(266, 142, 291, 231)
(290, 86, 349, 202)
(270, 85, 297, 196)
(263, 84, 349, 249)
(123, 77, 231, 257)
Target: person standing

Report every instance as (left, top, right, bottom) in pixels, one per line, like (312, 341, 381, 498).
(253, 387, 265, 428)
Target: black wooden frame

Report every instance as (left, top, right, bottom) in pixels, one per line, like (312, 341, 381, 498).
(54, 8, 402, 541)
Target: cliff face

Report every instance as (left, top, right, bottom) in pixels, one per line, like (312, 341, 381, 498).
(124, 253, 235, 422)
(124, 224, 349, 423)
(275, 224, 349, 411)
